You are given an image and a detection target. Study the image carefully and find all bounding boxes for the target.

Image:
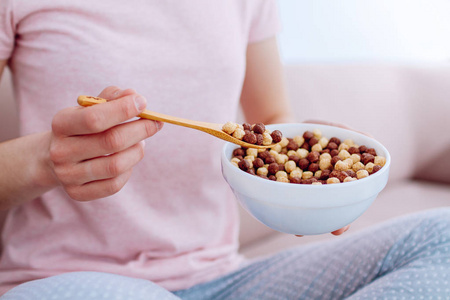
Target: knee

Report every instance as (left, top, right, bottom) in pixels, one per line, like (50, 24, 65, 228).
(3, 271, 180, 300)
(413, 208, 450, 240)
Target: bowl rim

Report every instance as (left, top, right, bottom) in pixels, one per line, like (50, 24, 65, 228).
(221, 123, 391, 207)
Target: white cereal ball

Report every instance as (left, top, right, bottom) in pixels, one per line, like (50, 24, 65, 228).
(277, 176, 290, 183)
(222, 121, 237, 134)
(334, 160, 349, 171)
(311, 143, 323, 152)
(246, 148, 258, 157)
(293, 135, 305, 147)
(271, 144, 282, 153)
(352, 162, 365, 172)
(289, 169, 303, 179)
(350, 154, 361, 164)
(257, 167, 269, 176)
(374, 156, 386, 167)
(296, 148, 309, 159)
(284, 160, 297, 173)
(344, 177, 357, 183)
(262, 132, 273, 146)
(313, 128, 322, 139)
(356, 169, 369, 179)
(338, 150, 351, 160)
(279, 137, 290, 148)
(302, 171, 313, 179)
(232, 128, 245, 140)
(318, 137, 329, 148)
(327, 177, 340, 184)
(275, 171, 288, 179)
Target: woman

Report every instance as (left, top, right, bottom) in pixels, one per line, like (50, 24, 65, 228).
(0, 1, 448, 299)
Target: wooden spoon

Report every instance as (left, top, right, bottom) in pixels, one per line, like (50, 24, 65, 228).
(77, 95, 277, 149)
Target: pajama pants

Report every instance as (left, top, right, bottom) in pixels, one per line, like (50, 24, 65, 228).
(2, 208, 450, 300)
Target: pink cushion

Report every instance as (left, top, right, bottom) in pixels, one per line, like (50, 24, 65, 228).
(283, 64, 450, 183)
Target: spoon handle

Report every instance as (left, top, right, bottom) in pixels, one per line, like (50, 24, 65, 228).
(77, 95, 272, 149)
(77, 95, 219, 129)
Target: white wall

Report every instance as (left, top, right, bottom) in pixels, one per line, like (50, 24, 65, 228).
(277, 0, 450, 63)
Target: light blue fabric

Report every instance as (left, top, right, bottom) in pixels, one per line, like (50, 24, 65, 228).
(3, 208, 450, 300)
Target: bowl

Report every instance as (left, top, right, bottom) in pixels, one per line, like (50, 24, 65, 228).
(221, 123, 391, 235)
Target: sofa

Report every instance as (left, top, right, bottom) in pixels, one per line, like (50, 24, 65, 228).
(1, 64, 449, 258)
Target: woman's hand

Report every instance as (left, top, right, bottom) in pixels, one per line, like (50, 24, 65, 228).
(49, 86, 162, 201)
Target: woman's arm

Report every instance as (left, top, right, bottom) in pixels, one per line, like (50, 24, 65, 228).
(0, 83, 162, 210)
(0, 60, 6, 77)
(240, 37, 294, 125)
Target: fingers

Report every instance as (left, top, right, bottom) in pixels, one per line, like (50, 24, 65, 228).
(97, 86, 136, 100)
(294, 224, 350, 237)
(65, 169, 133, 201)
(53, 141, 145, 186)
(331, 225, 351, 236)
(53, 118, 161, 162)
(49, 87, 162, 202)
(52, 89, 148, 136)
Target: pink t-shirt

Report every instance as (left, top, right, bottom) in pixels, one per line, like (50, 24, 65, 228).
(0, 0, 280, 294)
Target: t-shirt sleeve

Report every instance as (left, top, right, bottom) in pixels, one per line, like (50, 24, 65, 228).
(248, 0, 282, 43)
(0, 0, 16, 60)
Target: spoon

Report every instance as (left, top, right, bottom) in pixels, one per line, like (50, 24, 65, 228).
(77, 95, 277, 149)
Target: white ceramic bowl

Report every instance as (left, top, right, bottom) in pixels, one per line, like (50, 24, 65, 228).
(221, 123, 391, 235)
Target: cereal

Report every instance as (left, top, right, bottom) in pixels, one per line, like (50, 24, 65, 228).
(231, 157, 241, 165)
(257, 167, 269, 176)
(356, 169, 369, 179)
(320, 152, 332, 161)
(344, 177, 357, 183)
(232, 128, 245, 140)
(253, 157, 264, 169)
(289, 169, 303, 179)
(302, 171, 314, 180)
(365, 162, 375, 174)
(277, 177, 290, 183)
(350, 153, 361, 164)
(318, 137, 329, 149)
(311, 143, 323, 152)
(230, 128, 386, 184)
(285, 160, 297, 173)
(338, 143, 350, 152)
(280, 137, 290, 148)
(222, 122, 237, 134)
(319, 159, 332, 171)
(298, 158, 310, 170)
(275, 154, 289, 164)
(352, 162, 365, 172)
(308, 163, 319, 173)
(338, 150, 351, 160)
(262, 132, 273, 146)
(246, 148, 258, 157)
(335, 160, 349, 171)
(290, 177, 302, 184)
(372, 165, 382, 173)
(293, 136, 305, 147)
(275, 171, 288, 179)
(271, 144, 282, 153)
(297, 148, 309, 159)
(271, 130, 283, 143)
(313, 128, 322, 139)
(306, 151, 320, 163)
(222, 122, 282, 147)
(327, 177, 340, 184)
(268, 163, 279, 175)
(374, 156, 386, 167)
